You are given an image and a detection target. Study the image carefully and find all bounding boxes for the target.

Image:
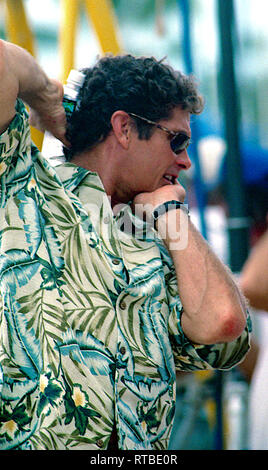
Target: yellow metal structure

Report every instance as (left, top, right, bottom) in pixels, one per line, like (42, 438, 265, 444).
(4, 0, 44, 149)
(2, 0, 122, 148)
(59, 0, 80, 83)
(5, 0, 35, 54)
(60, 0, 122, 82)
(83, 0, 122, 54)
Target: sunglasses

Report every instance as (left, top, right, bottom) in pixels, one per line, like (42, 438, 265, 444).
(128, 112, 191, 154)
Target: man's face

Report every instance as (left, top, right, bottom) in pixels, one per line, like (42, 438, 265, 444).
(123, 106, 192, 197)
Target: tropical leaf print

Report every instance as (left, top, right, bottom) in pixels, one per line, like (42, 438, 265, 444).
(18, 191, 43, 257)
(0, 402, 32, 442)
(139, 297, 175, 381)
(126, 258, 164, 297)
(0, 249, 40, 295)
(63, 382, 101, 436)
(37, 369, 64, 418)
(16, 288, 65, 376)
(122, 375, 169, 402)
(1, 292, 42, 380)
(17, 189, 64, 273)
(58, 329, 115, 377)
(117, 399, 149, 449)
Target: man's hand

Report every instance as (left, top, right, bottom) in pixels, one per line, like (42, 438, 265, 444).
(132, 181, 186, 221)
(28, 78, 69, 147)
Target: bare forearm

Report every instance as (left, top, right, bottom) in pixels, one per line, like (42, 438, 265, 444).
(133, 184, 247, 345)
(156, 210, 247, 344)
(0, 40, 66, 143)
(0, 41, 47, 129)
(5, 41, 49, 101)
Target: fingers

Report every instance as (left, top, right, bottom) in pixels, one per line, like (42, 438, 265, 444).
(29, 100, 70, 148)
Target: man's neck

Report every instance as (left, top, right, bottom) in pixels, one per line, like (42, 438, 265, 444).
(71, 146, 130, 208)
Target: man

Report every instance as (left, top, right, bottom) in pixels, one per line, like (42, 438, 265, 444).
(0, 40, 250, 450)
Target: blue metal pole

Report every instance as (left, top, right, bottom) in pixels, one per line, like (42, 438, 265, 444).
(216, 0, 250, 272)
(177, 0, 207, 240)
(177, 0, 224, 450)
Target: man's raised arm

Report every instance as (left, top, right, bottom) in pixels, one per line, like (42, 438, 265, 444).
(0, 40, 67, 143)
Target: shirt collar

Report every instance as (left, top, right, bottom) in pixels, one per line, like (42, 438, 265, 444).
(54, 163, 97, 192)
(54, 162, 155, 241)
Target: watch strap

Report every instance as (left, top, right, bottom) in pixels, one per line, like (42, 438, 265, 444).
(152, 200, 189, 229)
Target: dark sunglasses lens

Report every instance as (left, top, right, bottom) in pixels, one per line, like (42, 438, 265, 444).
(170, 134, 190, 154)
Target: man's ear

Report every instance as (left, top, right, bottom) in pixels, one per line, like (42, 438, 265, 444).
(110, 110, 131, 149)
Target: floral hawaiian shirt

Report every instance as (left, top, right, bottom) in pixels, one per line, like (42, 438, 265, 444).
(0, 100, 251, 450)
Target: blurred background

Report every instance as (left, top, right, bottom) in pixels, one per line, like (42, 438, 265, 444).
(0, 0, 267, 451)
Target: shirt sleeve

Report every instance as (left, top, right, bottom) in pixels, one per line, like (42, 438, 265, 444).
(0, 99, 34, 207)
(165, 260, 251, 373)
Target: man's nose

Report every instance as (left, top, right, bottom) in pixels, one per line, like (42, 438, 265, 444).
(175, 149, 192, 170)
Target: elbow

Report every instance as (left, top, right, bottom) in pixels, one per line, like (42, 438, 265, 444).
(182, 304, 247, 345)
(216, 306, 247, 343)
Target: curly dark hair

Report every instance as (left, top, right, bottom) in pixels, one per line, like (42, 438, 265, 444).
(63, 54, 204, 161)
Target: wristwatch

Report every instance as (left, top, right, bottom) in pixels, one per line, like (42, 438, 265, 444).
(152, 200, 189, 229)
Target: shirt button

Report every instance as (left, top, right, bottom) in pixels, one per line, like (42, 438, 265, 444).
(96, 439, 104, 448)
(120, 346, 126, 355)
(112, 259, 120, 265)
(119, 300, 127, 310)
